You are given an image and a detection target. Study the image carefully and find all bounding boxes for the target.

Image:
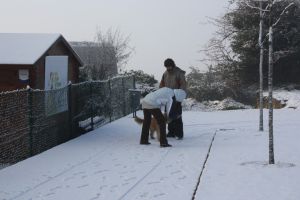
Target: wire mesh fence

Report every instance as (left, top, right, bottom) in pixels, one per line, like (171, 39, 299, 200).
(0, 90, 30, 164)
(0, 75, 139, 165)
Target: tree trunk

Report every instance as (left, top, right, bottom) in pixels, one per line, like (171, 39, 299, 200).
(268, 17, 275, 164)
(259, 0, 264, 131)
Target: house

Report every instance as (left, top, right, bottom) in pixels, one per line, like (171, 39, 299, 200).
(0, 33, 83, 92)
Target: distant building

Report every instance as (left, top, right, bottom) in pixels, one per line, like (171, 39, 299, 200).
(0, 33, 83, 92)
(71, 41, 118, 80)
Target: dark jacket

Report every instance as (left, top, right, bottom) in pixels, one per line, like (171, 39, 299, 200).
(159, 66, 187, 91)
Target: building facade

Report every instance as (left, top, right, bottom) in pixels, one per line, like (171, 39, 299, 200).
(0, 33, 83, 92)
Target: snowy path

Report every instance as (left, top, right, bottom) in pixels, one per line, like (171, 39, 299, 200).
(0, 110, 299, 200)
(0, 111, 217, 200)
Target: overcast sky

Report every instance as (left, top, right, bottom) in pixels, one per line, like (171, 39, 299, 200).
(0, 0, 228, 80)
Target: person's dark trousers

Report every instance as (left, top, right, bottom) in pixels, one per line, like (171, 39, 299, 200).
(140, 108, 168, 145)
(167, 102, 183, 138)
(168, 117, 183, 138)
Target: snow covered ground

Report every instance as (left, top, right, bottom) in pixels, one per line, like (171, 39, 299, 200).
(265, 89, 300, 109)
(0, 109, 299, 200)
(182, 97, 252, 111)
(184, 89, 300, 111)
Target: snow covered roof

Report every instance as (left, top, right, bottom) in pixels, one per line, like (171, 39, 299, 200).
(0, 33, 64, 65)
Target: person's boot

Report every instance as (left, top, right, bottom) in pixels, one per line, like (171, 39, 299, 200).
(166, 132, 175, 137)
(175, 136, 183, 140)
(160, 143, 172, 148)
(140, 141, 151, 145)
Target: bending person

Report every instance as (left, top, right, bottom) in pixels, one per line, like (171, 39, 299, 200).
(139, 87, 186, 147)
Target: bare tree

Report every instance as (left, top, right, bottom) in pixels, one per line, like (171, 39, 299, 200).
(267, 0, 295, 164)
(245, 0, 295, 164)
(199, 7, 242, 98)
(72, 28, 133, 81)
(258, 0, 266, 132)
(94, 28, 133, 71)
(238, 0, 266, 132)
(268, 0, 275, 164)
(213, 0, 297, 164)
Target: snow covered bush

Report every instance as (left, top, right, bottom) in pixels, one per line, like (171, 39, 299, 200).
(182, 97, 252, 111)
(121, 69, 157, 87)
(262, 87, 300, 109)
(120, 69, 158, 97)
(186, 67, 237, 101)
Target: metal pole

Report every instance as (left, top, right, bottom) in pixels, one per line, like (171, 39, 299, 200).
(90, 81, 94, 130)
(27, 87, 33, 156)
(122, 77, 126, 116)
(68, 83, 73, 138)
(109, 79, 112, 122)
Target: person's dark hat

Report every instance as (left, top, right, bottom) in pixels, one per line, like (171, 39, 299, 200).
(164, 58, 175, 68)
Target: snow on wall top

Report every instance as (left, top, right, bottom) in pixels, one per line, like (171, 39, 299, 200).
(0, 33, 61, 65)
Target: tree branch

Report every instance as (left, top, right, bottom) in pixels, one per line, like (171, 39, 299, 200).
(242, 0, 270, 12)
(273, 2, 295, 27)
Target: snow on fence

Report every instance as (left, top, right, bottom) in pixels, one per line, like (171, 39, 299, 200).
(0, 76, 139, 166)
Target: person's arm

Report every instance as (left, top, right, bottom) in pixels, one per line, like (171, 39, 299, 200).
(179, 72, 187, 91)
(155, 96, 172, 113)
(165, 96, 174, 116)
(159, 74, 165, 88)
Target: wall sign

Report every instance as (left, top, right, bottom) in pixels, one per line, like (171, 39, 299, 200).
(18, 69, 29, 83)
(44, 56, 69, 116)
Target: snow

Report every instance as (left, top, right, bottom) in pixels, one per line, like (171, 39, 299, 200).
(0, 89, 299, 199)
(0, 33, 61, 64)
(0, 108, 299, 200)
(184, 89, 300, 111)
(195, 110, 300, 200)
(264, 89, 300, 109)
(182, 97, 252, 111)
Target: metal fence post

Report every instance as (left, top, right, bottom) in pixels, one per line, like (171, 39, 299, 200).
(27, 87, 33, 156)
(122, 77, 126, 116)
(68, 83, 73, 138)
(90, 81, 94, 130)
(132, 75, 136, 117)
(109, 79, 112, 122)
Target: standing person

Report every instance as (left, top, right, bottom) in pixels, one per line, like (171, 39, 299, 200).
(140, 87, 174, 147)
(159, 58, 187, 139)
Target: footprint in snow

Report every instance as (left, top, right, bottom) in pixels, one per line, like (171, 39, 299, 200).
(77, 184, 89, 188)
(73, 171, 85, 176)
(171, 170, 181, 175)
(124, 177, 136, 181)
(94, 169, 109, 174)
(50, 186, 62, 192)
(148, 181, 160, 185)
(63, 176, 74, 181)
(140, 192, 149, 198)
(81, 175, 87, 179)
(44, 192, 55, 197)
(99, 185, 108, 190)
(153, 193, 165, 198)
(89, 193, 101, 200)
